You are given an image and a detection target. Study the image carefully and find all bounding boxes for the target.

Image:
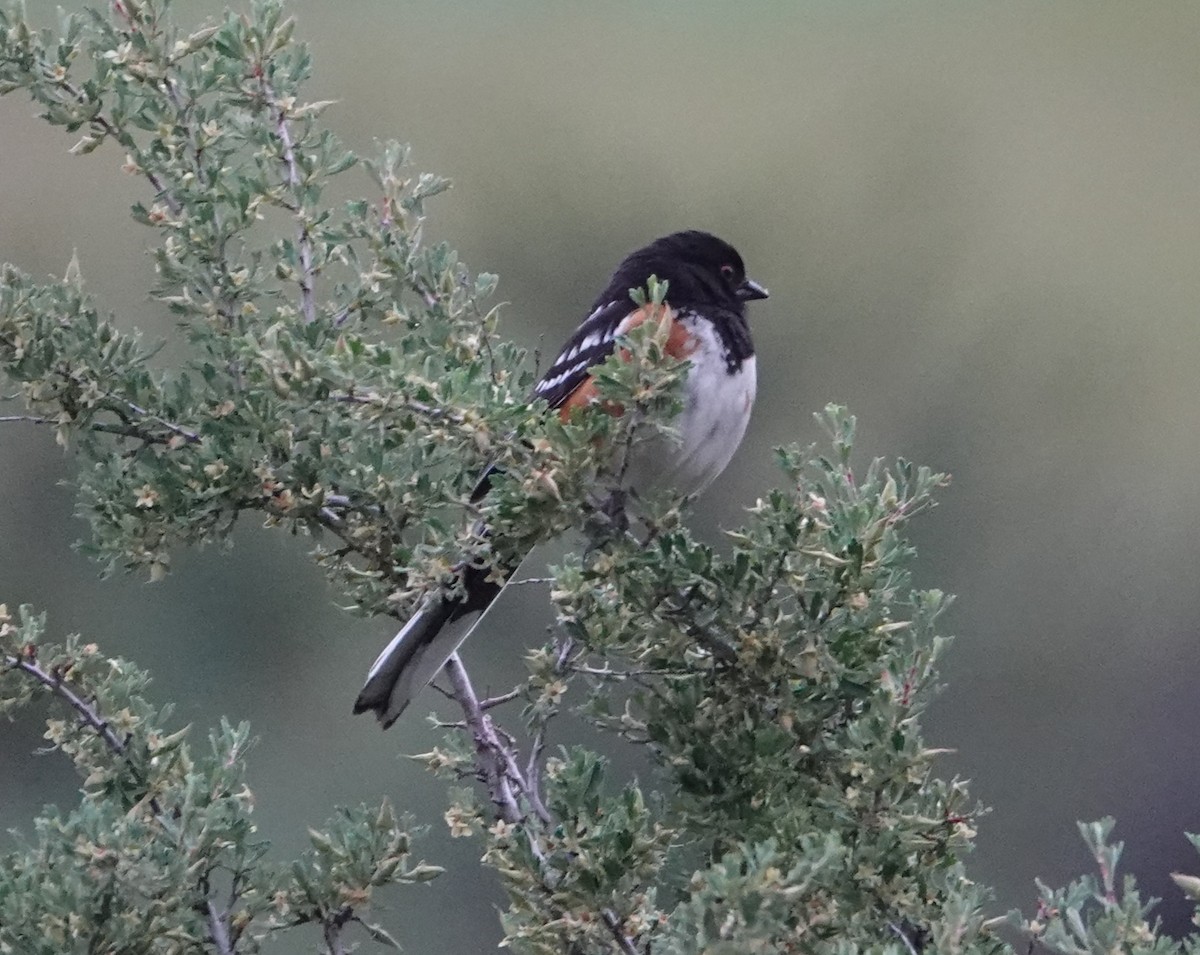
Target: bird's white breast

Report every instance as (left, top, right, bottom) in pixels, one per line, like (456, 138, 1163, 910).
(626, 315, 756, 497)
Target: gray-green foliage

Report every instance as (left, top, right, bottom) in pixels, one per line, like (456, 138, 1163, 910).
(1013, 819, 1188, 955)
(1, 1, 1197, 953)
(0, 605, 438, 953)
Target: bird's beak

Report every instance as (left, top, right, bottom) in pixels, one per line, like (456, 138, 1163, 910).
(736, 277, 770, 302)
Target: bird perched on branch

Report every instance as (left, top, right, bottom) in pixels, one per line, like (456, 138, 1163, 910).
(354, 231, 769, 727)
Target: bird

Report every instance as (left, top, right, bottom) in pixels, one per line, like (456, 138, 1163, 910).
(354, 230, 769, 727)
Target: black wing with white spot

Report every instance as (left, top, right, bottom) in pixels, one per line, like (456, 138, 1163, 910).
(532, 299, 634, 409)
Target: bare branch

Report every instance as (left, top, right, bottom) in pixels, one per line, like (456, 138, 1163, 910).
(602, 910, 641, 955)
(308, 506, 387, 572)
(256, 79, 317, 325)
(4, 651, 131, 760)
(888, 921, 922, 955)
(317, 507, 347, 531)
(412, 278, 440, 310)
(443, 653, 524, 825)
(661, 590, 737, 664)
(275, 112, 317, 325)
(121, 400, 201, 443)
(568, 661, 694, 680)
(524, 722, 548, 825)
(206, 901, 237, 955)
(0, 411, 192, 446)
(479, 687, 521, 710)
(46, 66, 185, 217)
(331, 390, 469, 425)
(321, 907, 353, 955)
(525, 633, 572, 825)
(443, 651, 641, 952)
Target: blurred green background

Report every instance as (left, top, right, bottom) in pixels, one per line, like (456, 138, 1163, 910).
(4, 0, 1200, 947)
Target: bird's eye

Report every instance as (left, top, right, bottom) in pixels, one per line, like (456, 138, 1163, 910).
(720, 264, 735, 281)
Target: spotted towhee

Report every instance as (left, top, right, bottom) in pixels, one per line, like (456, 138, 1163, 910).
(354, 231, 769, 727)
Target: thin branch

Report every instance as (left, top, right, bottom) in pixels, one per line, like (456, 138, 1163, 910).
(443, 656, 642, 954)
(492, 721, 550, 827)
(888, 921, 922, 955)
(479, 687, 521, 710)
(226, 870, 244, 944)
(96, 419, 180, 445)
(331, 390, 468, 425)
(122, 400, 201, 443)
(525, 634, 571, 827)
(206, 901, 236, 955)
(524, 722, 548, 824)
(308, 506, 388, 572)
(443, 652, 642, 951)
(442, 656, 552, 863)
(0, 414, 50, 425)
(256, 77, 317, 324)
(274, 107, 317, 325)
(0, 412, 187, 446)
(48, 69, 184, 216)
(412, 278, 440, 310)
(317, 507, 347, 531)
(321, 907, 352, 955)
(660, 586, 737, 664)
(568, 661, 694, 680)
(4, 652, 131, 760)
(97, 114, 184, 216)
(602, 910, 641, 955)
(443, 653, 524, 826)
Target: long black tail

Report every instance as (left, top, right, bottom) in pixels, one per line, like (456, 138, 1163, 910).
(354, 565, 502, 728)
(355, 467, 512, 727)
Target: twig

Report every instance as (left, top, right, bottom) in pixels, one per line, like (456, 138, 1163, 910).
(443, 653, 524, 826)
(602, 910, 641, 955)
(0, 412, 188, 446)
(412, 278, 440, 310)
(888, 921, 922, 955)
(494, 722, 550, 827)
(48, 68, 184, 217)
(554, 637, 575, 671)
(265, 90, 317, 325)
(122, 401, 201, 443)
(657, 585, 738, 664)
(4, 652, 132, 763)
(523, 633, 573, 827)
(443, 655, 558, 862)
(479, 687, 521, 710)
(321, 907, 353, 955)
(568, 662, 694, 680)
(317, 507, 346, 530)
(226, 870, 244, 945)
(331, 390, 468, 425)
(308, 505, 388, 573)
(524, 723, 548, 825)
(206, 900, 236, 955)
(443, 654, 641, 952)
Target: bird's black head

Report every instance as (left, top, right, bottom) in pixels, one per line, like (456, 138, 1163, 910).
(596, 230, 769, 314)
